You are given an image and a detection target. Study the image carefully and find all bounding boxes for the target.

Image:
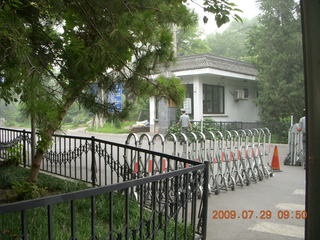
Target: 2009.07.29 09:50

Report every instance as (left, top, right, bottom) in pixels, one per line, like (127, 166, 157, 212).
(211, 210, 307, 220)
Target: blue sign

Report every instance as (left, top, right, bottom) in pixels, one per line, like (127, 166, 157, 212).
(107, 84, 122, 112)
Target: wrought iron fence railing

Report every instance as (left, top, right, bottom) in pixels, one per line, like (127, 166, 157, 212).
(0, 127, 209, 240)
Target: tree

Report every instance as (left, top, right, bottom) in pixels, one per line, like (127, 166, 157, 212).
(0, 101, 29, 127)
(177, 21, 210, 56)
(0, 0, 240, 182)
(247, 0, 304, 141)
(206, 18, 257, 60)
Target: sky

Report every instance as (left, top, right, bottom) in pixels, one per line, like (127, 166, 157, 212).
(188, 0, 260, 36)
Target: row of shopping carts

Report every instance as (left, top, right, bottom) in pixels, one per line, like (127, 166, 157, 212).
(125, 128, 273, 196)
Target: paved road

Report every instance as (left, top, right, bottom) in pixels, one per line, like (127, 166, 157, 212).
(206, 162, 305, 240)
(64, 128, 129, 144)
(65, 130, 306, 240)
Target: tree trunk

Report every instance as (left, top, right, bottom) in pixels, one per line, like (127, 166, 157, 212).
(28, 148, 45, 182)
(99, 114, 105, 127)
(92, 114, 99, 128)
(27, 128, 54, 183)
(28, 98, 76, 183)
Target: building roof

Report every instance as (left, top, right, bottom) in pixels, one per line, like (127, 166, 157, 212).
(157, 54, 258, 77)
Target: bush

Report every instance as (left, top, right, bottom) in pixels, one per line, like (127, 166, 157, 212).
(167, 119, 220, 137)
(0, 145, 21, 167)
(11, 181, 47, 200)
(6, 145, 21, 166)
(167, 122, 181, 135)
(264, 117, 291, 144)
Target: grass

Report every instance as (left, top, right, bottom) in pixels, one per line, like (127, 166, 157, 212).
(0, 166, 88, 196)
(4, 122, 87, 131)
(0, 166, 192, 239)
(87, 121, 134, 134)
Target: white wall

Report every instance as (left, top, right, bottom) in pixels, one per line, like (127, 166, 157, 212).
(149, 73, 260, 133)
(183, 74, 260, 122)
(223, 78, 259, 122)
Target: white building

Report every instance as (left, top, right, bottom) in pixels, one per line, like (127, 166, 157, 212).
(149, 54, 259, 132)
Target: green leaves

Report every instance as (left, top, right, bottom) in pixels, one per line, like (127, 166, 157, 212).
(0, 0, 244, 181)
(202, 0, 243, 27)
(176, 19, 209, 56)
(247, 0, 304, 141)
(154, 75, 186, 106)
(205, 18, 257, 60)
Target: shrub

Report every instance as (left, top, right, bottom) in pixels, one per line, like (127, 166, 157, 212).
(0, 145, 21, 167)
(167, 119, 220, 138)
(11, 181, 47, 200)
(264, 117, 291, 143)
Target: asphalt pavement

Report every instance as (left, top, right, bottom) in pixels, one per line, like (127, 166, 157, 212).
(206, 158, 305, 240)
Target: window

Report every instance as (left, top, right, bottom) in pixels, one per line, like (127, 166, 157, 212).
(203, 85, 224, 114)
(243, 88, 249, 98)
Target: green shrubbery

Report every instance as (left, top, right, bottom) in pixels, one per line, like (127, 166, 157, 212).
(0, 145, 22, 168)
(264, 117, 291, 144)
(4, 145, 21, 166)
(168, 119, 219, 136)
(11, 181, 47, 200)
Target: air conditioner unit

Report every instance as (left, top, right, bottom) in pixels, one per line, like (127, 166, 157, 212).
(234, 89, 248, 100)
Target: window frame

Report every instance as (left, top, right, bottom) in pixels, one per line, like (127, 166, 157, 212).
(243, 88, 249, 99)
(203, 84, 225, 114)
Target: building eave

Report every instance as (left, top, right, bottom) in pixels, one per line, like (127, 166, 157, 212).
(172, 68, 256, 81)
(155, 54, 258, 80)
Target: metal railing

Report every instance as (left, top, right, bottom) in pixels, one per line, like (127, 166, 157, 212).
(0, 127, 209, 240)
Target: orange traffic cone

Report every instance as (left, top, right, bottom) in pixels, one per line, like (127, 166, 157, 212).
(271, 146, 282, 172)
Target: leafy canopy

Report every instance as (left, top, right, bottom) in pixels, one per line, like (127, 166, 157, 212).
(0, 0, 240, 122)
(0, 0, 241, 181)
(247, 0, 304, 141)
(176, 19, 210, 56)
(0, 0, 194, 128)
(206, 18, 257, 60)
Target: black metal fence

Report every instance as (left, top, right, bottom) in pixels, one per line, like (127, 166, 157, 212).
(0, 127, 209, 240)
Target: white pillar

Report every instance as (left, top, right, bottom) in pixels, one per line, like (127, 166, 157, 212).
(193, 76, 203, 121)
(149, 96, 156, 132)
